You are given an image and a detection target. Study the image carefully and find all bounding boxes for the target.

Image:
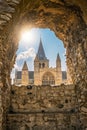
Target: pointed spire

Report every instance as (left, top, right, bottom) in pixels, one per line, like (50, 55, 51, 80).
(57, 53, 61, 61)
(22, 61, 28, 70)
(56, 53, 61, 69)
(36, 37, 47, 60)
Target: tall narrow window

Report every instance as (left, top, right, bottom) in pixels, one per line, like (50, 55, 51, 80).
(39, 63, 41, 68)
(42, 63, 45, 68)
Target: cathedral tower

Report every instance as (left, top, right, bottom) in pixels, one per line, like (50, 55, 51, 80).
(21, 61, 29, 85)
(34, 38, 49, 85)
(56, 53, 62, 85)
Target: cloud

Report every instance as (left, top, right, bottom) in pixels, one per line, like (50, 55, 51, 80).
(16, 48, 36, 61)
(14, 63, 21, 70)
(10, 68, 15, 79)
(11, 47, 36, 73)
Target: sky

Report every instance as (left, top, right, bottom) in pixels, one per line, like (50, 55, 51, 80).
(11, 28, 66, 80)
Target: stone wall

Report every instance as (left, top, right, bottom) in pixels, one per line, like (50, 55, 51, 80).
(7, 113, 78, 130)
(10, 84, 76, 112)
(0, 85, 3, 130)
(6, 84, 87, 130)
(7, 84, 81, 130)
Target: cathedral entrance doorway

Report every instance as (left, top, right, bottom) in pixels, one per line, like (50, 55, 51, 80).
(42, 72, 55, 85)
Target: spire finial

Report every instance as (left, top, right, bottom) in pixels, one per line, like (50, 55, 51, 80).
(39, 35, 43, 45)
(57, 53, 61, 61)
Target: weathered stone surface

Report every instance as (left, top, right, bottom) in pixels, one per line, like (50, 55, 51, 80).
(6, 84, 86, 129)
(0, 0, 87, 130)
(7, 113, 78, 130)
(10, 84, 75, 112)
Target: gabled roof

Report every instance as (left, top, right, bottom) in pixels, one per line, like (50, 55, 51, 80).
(36, 38, 47, 60)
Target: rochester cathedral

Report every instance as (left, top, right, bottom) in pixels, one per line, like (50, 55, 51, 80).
(15, 39, 72, 86)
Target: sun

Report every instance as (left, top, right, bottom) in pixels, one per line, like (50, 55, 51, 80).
(19, 28, 40, 48)
(21, 29, 36, 43)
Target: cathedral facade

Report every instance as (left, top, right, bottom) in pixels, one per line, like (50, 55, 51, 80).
(15, 39, 72, 86)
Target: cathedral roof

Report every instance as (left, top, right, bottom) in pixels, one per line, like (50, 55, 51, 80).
(22, 61, 28, 70)
(16, 71, 21, 79)
(16, 71, 67, 80)
(16, 71, 34, 79)
(62, 71, 67, 80)
(36, 38, 47, 60)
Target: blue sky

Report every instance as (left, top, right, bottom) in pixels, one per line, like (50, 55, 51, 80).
(11, 28, 66, 79)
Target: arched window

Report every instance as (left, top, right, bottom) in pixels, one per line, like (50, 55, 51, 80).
(39, 63, 41, 68)
(42, 72, 55, 85)
(42, 63, 45, 68)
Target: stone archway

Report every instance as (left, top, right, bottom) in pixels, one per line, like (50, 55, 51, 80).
(42, 72, 55, 85)
(0, 0, 87, 130)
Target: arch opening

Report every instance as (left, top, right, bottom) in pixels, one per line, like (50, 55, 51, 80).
(10, 28, 72, 86)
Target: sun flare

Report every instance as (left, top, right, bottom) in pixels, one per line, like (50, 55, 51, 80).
(21, 29, 36, 43)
